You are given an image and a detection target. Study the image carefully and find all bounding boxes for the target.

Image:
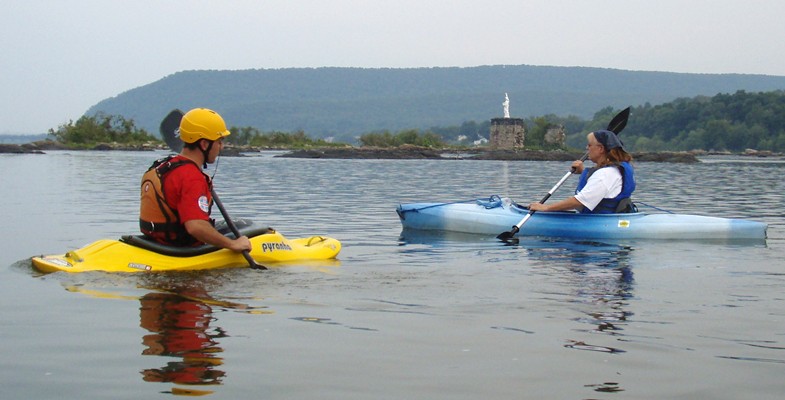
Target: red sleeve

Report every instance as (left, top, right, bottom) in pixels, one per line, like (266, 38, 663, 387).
(165, 164, 211, 223)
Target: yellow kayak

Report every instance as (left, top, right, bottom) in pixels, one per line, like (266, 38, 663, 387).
(32, 227, 341, 273)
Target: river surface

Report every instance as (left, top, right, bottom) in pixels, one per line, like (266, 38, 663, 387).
(2, 150, 784, 399)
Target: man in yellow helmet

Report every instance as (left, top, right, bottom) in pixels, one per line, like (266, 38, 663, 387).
(139, 108, 252, 252)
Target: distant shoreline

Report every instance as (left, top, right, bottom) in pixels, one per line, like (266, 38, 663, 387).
(273, 147, 783, 163)
(3, 141, 782, 163)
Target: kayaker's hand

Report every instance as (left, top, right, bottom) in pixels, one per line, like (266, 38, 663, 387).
(570, 160, 584, 174)
(229, 236, 252, 253)
(529, 196, 583, 213)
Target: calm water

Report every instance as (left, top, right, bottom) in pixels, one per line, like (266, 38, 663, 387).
(2, 151, 784, 400)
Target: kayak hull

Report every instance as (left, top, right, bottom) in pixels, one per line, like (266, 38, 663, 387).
(396, 199, 768, 241)
(32, 227, 341, 273)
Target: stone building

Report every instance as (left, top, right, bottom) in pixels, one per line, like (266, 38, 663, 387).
(544, 125, 566, 147)
(490, 117, 525, 149)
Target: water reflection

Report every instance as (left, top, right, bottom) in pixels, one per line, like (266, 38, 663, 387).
(61, 277, 267, 397)
(399, 230, 635, 394)
(400, 231, 634, 343)
(531, 241, 633, 330)
(514, 239, 635, 395)
(139, 291, 227, 391)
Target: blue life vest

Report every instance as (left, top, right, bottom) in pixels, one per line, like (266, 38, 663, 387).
(575, 162, 636, 214)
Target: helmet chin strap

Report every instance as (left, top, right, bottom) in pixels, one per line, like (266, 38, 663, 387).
(199, 139, 221, 179)
(201, 140, 214, 169)
(211, 154, 221, 180)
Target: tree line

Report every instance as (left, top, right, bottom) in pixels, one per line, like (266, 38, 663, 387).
(622, 90, 785, 152)
(226, 126, 343, 148)
(49, 90, 785, 153)
(428, 90, 785, 153)
(48, 113, 158, 148)
(48, 114, 342, 149)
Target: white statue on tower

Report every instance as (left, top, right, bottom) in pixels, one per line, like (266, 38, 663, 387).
(503, 92, 510, 118)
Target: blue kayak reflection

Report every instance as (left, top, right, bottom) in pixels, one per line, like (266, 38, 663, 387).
(399, 228, 634, 393)
(400, 228, 634, 336)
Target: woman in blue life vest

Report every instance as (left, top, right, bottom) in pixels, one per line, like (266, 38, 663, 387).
(528, 129, 635, 213)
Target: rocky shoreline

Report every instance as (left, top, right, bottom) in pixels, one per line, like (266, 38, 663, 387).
(276, 147, 725, 163)
(0, 140, 255, 156)
(3, 141, 782, 163)
(0, 141, 161, 154)
(0, 144, 46, 154)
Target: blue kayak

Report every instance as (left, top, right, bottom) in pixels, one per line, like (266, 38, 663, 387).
(396, 197, 767, 241)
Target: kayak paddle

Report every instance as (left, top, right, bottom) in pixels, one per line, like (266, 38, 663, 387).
(159, 109, 267, 270)
(496, 106, 631, 242)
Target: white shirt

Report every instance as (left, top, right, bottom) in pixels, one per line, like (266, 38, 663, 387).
(574, 167, 623, 211)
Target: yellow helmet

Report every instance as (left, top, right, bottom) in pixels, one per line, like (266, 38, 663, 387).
(178, 108, 231, 143)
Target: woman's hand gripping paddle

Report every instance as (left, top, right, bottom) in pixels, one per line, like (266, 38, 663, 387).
(159, 109, 267, 270)
(496, 107, 631, 242)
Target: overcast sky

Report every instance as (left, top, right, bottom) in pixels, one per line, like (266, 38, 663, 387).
(3, 0, 785, 134)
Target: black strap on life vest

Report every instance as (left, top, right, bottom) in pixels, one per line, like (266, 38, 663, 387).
(140, 155, 209, 246)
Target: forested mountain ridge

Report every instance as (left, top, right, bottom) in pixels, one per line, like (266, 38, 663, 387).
(622, 90, 785, 152)
(86, 65, 785, 142)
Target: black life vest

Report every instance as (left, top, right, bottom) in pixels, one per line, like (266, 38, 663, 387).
(139, 155, 212, 246)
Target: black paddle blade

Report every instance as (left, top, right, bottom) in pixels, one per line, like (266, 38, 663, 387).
(496, 226, 520, 241)
(496, 231, 514, 241)
(159, 109, 185, 153)
(606, 106, 631, 134)
(247, 257, 268, 270)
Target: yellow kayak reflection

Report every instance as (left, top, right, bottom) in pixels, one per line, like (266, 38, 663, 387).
(66, 283, 273, 396)
(139, 291, 226, 388)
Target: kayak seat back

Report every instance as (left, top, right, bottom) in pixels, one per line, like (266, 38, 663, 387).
(120, 226, 274, 257)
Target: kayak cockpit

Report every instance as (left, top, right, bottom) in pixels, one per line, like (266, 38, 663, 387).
(120, 226, 274, 257)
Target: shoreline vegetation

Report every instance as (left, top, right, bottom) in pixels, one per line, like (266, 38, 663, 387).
(5, 100, 784, 162)
(2, 141, 782, 163)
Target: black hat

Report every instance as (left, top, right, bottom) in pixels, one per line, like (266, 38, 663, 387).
(593, 130, 624, 150)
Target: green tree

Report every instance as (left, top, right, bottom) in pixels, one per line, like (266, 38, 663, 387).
(358, 131, 395, 147)
(48, 113, 157, 147)
(358, 129, 445, 148)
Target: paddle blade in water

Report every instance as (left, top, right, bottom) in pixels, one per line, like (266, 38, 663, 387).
(496, 225, 520, 241)
(496, 231, 513, 240)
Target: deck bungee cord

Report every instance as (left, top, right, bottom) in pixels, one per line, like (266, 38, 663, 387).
(634, 201, 675, 214)
(396, 197, 486, 217)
